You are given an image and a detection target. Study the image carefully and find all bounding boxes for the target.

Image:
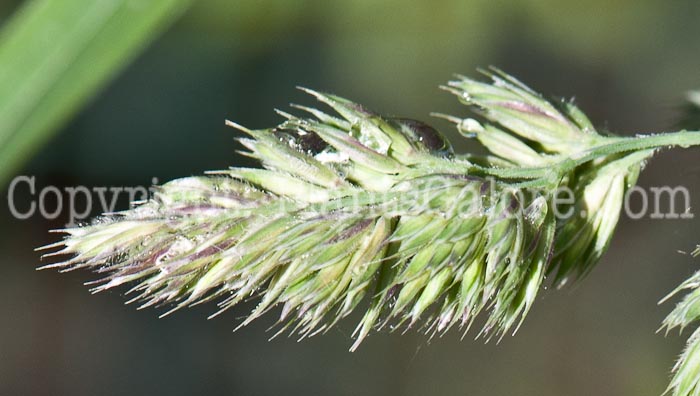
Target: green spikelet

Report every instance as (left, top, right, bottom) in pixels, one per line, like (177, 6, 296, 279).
(661, 266, 700, 396)
(442, 69, 654, 288)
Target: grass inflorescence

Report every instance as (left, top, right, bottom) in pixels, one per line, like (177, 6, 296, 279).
(39, 69, 700, 395)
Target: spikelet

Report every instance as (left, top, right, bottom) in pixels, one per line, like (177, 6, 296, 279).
(442, 69, 653, 288)
(661, 265, 700, 396)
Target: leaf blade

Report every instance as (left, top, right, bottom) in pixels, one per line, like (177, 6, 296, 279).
(0, 0, 193, 186)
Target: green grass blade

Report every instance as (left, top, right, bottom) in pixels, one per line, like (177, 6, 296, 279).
(0, 0, 193, 186)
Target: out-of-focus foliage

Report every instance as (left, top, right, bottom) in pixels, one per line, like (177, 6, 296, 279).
(681, 91, 700, 129)
(181, 0, 696, 117)
(0, 0, 192, 186)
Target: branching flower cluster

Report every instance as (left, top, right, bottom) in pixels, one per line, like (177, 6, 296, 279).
(40, 69, 700, 395)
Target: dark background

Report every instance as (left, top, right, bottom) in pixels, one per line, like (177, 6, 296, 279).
(2, 1, 700, 395)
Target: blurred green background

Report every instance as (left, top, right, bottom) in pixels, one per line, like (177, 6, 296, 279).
(1, 0, 700, 395)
